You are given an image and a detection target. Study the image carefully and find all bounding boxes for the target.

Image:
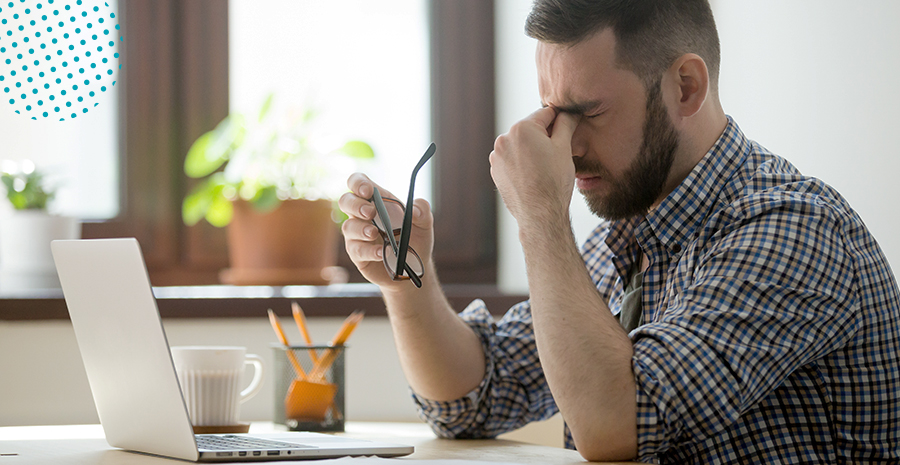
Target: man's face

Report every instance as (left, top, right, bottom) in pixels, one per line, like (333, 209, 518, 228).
(537, 29, 679, 220)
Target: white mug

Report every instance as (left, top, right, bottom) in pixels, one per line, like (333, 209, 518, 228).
(171, 346, 264, 426)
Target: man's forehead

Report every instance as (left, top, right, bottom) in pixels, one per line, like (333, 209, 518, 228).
(535, 29, 640, 110)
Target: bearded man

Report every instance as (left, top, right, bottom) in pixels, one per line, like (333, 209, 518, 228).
(339, 1, 900, 462)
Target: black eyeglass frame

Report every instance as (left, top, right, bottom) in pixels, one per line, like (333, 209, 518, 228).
(369, 143, 436, 288)
(370, 195, 425, 286)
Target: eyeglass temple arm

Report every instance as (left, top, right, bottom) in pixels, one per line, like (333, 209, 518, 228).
(397, 142, 436, 288)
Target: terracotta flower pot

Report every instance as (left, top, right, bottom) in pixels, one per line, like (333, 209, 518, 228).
(219, 199, 344, 286)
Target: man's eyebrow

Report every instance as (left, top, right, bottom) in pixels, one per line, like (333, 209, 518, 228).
(541, 100, 603, 115)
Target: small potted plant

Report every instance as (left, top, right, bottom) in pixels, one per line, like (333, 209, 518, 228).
(182, 95, 374, 285)
(0, 160, 80, 291)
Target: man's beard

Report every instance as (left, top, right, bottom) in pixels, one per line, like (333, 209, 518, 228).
(575, 80, 679, 220)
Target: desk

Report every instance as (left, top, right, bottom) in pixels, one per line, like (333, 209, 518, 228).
(0, 423, 640, 464)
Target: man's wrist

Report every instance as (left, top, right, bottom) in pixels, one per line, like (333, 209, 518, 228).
(379, 263, 443, 312)
(517, 207, 573, 247)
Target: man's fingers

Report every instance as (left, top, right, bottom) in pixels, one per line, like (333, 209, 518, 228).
(344, 172, 407, 221)
(346, 238, 383, 263)
(341, 217, 379, 241)
(411, 198, 433, 229)
(339, 191, 376, 220)
(347, 172, 375, 199)
(347, 172, 398, 199)
(527, 106, 560, 133)
(550, 111, 580, 143)
(342, 217, 384, 264)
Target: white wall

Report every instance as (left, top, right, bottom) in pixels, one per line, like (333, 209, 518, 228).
(496, 1, 900, 293)
(714, 1, 900, 266)
(0, 316, 419, 426)
(0, 312, 564, 445)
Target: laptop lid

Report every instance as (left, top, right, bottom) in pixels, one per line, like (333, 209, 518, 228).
(52, 238, 413, 461)
(52, 238, 202, 461)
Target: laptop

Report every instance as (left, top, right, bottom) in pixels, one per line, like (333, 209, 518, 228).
(51, 238, 414, 462)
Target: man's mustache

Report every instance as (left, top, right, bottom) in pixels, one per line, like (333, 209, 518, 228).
(573, 157, 607, 177)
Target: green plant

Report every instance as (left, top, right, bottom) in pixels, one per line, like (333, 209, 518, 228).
(1, 161, 54, 210)
(182, 95, 374, 227)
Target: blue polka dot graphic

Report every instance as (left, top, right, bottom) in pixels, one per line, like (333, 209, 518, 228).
(0, 0, 121, 120)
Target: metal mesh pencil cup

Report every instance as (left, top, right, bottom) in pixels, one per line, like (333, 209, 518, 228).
(272, 344, 345, 432)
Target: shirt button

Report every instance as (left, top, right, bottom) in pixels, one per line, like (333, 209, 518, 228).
(671, 244, 682, 254)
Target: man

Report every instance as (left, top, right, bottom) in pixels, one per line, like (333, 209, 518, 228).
(339, 0, 900, 462)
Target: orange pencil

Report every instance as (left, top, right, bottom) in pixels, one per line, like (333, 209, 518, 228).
(291, 301, 320, 365)
(331, 310, 365, 346)
(310, 311, 364, 379)
(267, 309, 307, 379)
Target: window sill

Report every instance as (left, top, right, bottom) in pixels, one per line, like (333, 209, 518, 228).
(0, 283, 526, 320)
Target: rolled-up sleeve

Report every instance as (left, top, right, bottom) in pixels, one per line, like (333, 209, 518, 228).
(411, 298, 559, 438)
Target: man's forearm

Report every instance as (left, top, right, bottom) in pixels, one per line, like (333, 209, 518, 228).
(520, 213, 638, 461)
(382, 268, 487, 402)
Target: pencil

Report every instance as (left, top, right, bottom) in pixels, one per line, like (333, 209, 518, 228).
(310, 311, 364, 379)
(291, 301, 320, 365)
(267, 309, 307, 379)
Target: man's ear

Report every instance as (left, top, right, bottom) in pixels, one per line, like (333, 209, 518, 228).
(666, 53, 709, 118)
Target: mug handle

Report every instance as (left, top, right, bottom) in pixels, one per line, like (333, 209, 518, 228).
(240, 354, 265, 403)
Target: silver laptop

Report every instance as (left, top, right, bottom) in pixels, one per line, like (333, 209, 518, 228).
(51, 238, 414, 462)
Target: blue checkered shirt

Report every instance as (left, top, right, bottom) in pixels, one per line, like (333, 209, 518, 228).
(411, 117, 900, 463)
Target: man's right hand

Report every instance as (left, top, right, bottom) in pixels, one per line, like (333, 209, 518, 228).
(339, 173, 487, 403)
(339, 172, 436, 293)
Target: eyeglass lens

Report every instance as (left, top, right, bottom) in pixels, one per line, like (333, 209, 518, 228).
(371, 196, 425, 280)
(383, 242, 424, 277)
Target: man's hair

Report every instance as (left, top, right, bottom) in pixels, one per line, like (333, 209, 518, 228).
(525, 0, 720, 89)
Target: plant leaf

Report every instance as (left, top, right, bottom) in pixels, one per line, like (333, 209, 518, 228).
(184, 130, 227, 178)
(258, 93, 275, 122)
(182, 187, 211, 226)
(206, 191, 234, 227)
(339, 140, 375, 159)
(182, 173, 229, 226)
(9, 192, 26, 209)
(251, 185, 280, 212)
(1, 174, 14, 191)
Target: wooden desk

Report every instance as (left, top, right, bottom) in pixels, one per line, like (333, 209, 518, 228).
(0, 423, 640, 464)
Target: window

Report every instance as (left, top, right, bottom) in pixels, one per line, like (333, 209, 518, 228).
(81, 0, 498, 286)
(0, 1, 120, 220)
(229, 0, 432, 201)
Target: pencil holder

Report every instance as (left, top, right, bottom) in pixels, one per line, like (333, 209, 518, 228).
(272, 344, 345, 432)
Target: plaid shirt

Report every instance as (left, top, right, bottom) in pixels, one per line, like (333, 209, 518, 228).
(411, 117, 900, 463)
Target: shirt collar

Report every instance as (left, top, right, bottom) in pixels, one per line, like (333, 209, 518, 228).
(644, 115, 750, 254)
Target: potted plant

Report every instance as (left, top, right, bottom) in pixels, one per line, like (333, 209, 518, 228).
(182, 95, 374, 285)
(0, 160, 80, 291)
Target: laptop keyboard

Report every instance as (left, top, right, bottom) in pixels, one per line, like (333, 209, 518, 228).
(196, 434, 314, 451)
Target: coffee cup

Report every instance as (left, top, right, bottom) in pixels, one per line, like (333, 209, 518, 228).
(171, 346, 264, 427)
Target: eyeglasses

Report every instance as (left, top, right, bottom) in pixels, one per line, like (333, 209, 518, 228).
(369, 143, 436, 288)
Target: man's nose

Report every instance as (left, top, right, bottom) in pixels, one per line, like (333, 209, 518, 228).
(570, 124, 588, 158)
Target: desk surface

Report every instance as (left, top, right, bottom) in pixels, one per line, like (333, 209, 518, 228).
(0, 422, 640, 465)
